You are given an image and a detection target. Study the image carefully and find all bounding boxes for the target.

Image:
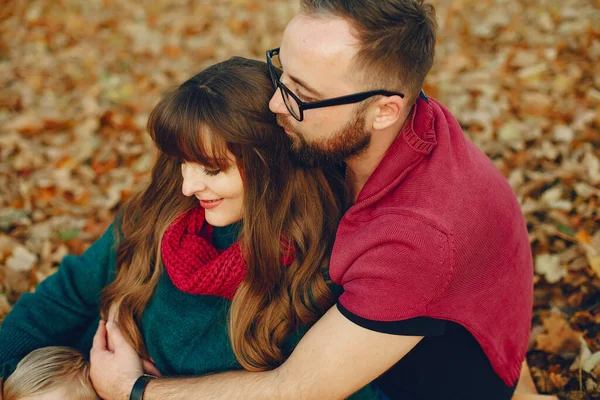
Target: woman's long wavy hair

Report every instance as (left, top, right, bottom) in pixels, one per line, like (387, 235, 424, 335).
(100, 57, 345, 370)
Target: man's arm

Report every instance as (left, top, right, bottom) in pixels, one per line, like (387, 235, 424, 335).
(91, 305, 422, 400)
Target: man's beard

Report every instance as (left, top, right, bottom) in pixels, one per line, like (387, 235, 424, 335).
(276, 109, 371, 169)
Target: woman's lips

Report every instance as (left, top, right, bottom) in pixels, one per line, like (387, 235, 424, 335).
(199, 198, 224, 209)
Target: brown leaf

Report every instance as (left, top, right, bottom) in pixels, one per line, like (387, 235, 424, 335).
(535, 312, 581, 355)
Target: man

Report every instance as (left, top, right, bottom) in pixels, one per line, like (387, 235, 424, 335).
(90, 1, 533, 399)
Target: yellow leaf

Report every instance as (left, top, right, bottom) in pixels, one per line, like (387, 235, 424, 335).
(576, 231, 600, 277)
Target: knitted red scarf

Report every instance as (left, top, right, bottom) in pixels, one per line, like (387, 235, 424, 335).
(161, 206, 294, 300)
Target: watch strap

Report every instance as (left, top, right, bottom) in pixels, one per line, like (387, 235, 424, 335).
(129, 374, 156, 400)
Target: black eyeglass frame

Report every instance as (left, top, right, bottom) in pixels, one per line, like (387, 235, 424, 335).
(266, 48, 405, 122)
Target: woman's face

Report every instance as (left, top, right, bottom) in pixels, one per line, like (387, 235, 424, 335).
(180, 151, 244, 226)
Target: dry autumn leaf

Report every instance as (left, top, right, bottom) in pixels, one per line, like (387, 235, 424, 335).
(575, 231, 600, 277)
(535, 254, 567, 284)
(535, 312, 581, 355)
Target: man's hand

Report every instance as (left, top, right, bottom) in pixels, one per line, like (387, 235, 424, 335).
(105, 302, 162, 377)
(142, 357, 162, 377)
(90, 320, 144, 400)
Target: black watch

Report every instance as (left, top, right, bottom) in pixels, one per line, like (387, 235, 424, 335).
(129, 374, 157, 400)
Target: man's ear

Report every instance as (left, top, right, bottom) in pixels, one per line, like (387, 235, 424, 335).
(370, 95, 404, 131)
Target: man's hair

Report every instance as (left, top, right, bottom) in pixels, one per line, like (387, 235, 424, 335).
(300, 0, 437, 104)
(3, 346, 99, 400)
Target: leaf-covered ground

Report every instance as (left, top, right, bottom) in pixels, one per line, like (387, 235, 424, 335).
(1, 1, 599, 398)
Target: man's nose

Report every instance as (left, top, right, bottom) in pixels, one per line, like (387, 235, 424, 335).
(269, 88, 288, 115)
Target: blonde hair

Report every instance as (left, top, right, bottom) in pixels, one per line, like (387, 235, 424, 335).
(3, 347, 99, 400)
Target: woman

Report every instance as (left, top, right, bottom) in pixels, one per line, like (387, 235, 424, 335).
(0, 57, 377, 399)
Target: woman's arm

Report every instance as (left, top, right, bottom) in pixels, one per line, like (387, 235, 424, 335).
(0, 222, 119, 378)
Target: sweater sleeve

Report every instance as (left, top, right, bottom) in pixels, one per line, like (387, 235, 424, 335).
(331, 214, 454, 326)
(0, 222, 119, 378)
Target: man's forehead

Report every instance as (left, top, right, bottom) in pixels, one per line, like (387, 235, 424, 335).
(281, 14, 359, 92)
(283, 14, 357, 58)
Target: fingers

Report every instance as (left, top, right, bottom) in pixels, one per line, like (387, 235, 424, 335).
(106, 304, 119, 352)
(92, 320, 108, 352)
(105, 320, 139, 359)
(105, 320, 128, 349)
(89, 320, 144, 400)
(142, 358, 162, 377)
(108, 302, 120, 323)
(108, 333, 116, 353)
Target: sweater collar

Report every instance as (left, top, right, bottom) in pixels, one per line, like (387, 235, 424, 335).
(355, 95, 438, 205)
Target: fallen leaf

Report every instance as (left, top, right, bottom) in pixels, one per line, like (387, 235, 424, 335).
(535, 312, 581, 355)
(535, 254, 567, 283)
(575, 231, 600, 277)
(5, 246, 38, 273)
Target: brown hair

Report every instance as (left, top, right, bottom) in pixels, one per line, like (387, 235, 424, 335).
(300, 0, 437, 104)
(3, 346, 99, 400)
(100, 57, 344, 370)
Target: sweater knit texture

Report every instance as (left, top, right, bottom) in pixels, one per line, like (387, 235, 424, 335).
(161, 206, 295, 299)
(0, 218, 376, 399)
(161, 206, 246, 299)
(330, 96, 534, 387)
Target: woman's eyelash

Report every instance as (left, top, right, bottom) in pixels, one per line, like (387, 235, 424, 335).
(203, 168, 221, 176)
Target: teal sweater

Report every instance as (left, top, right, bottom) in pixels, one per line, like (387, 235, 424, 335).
(0, 221, 378, 399)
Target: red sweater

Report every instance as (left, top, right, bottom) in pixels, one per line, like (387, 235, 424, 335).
(330, 96, 533, 386)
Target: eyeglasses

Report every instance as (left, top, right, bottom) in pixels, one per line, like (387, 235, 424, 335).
(266, 47, 404, 122)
